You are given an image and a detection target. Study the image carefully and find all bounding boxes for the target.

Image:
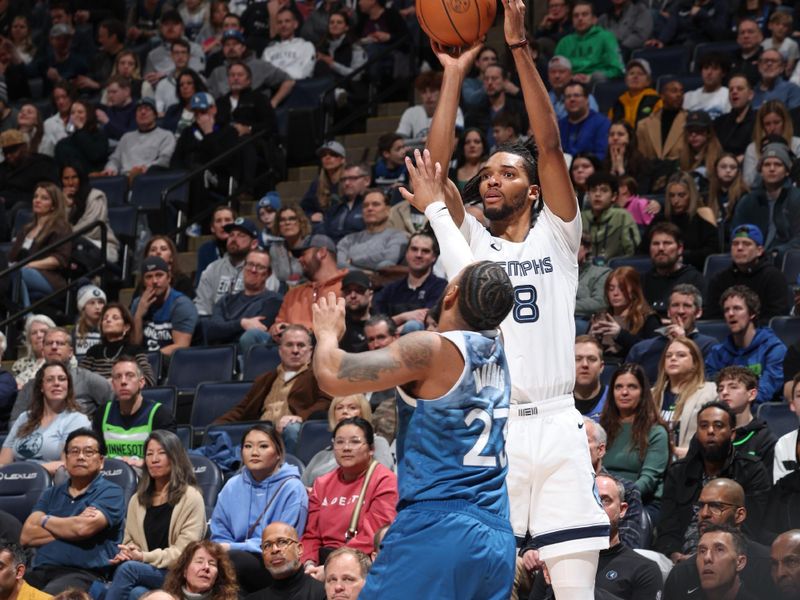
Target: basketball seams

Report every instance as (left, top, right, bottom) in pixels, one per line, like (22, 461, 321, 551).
(439, 0, 470, 47)
(416, 0, 495, 48)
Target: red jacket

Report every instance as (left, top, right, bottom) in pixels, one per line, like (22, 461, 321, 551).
(300, 463, 397, 563)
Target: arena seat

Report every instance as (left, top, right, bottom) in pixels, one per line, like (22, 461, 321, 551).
(591, 79, 628, 114)
(243, 344, 281, 381)
(756, 402, 798, 438)
(202, 421, 265, 448)
(0, 462, 51, 523)
(141, 386, 177, 417)
(296, 420, 332, 466)
(284, 453, 305, 474)
(656, 74, 702, 93)
(782, 249, 800, 285)
(108, 204, 140, 280)
(695, 320, 729, 342)
(92, 176, 129, 207)
(702, 253, 732, 281)
(190, 381, 254, 430)
(189, 455, 224, 518)
(768, 316, 800, 348)
(101, 458, 139, 506)
(599, 364, 618, 387)
(691, 41, 741, 71)
(146, 352, 162, 385)
(177, 425, 193, 449)
(607, 255, 651, 276)
(129, 170, 189, 212)
(630, 45, 691, 80)
(165, 346, 237, 393)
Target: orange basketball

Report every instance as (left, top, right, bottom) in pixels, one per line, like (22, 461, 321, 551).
(416, 0, 497, 48)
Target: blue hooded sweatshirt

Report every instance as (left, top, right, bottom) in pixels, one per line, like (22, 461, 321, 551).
(705, 327, 787, 404)
(210, 462, 308, 553)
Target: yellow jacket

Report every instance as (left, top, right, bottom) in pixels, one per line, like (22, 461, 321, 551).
(609, 88, 662, 128)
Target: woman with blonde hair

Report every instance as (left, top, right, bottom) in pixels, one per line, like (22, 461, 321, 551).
(302, 395, 394, 486)
(660, 171, 718, 269)
(102, 51, 155, 102)
(301, 142, 346, 223)
(8, 182, 72, 306)
(12, 314, 56, 388)
(743, 99, 800, 186)
(162, 541, 238, 600)
(651, 337, 717, 458)
(589, 266, 661, 363)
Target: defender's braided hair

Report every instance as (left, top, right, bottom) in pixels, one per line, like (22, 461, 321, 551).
(457, 261, 514, 331)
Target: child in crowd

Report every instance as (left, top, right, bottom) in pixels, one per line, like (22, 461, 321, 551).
(371, 132, 409, 191)
(256, 192, 283, 249)
(764, 10, 799, 77)
(73, 285, 106, 358)
(581, 171, 641, 264)
(616, 175, 659, 237)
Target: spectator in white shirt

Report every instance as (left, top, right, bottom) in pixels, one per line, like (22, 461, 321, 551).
(683, 53, 731, 120)
(154, 40, 194, 115)
(40, 82, 74, 157)
(261, 8, 316, 80)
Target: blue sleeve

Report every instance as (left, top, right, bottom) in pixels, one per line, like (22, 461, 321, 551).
(787, 83, 800, 110)
(593, 116, 611, 160)
(172, 297, 199, 334)
(756, 342, 788, 403)
(92, 481, 125, 528)
(209, 484, 237, 545)
(32, 486, 55, 514)
(704, 346, 723, 380)
(266, 478, 309, 537)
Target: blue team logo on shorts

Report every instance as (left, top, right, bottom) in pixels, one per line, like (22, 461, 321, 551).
(605, 570, 618, 581)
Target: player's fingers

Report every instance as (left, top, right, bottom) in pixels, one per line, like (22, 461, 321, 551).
(434, 161, 442, 182)
(398, 186, 414, 202)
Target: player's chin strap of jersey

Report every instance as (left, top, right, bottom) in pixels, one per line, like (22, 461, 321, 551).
(344, 460, 379, 542)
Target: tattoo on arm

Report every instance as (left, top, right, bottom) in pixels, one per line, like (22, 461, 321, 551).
(338, 351, 401, 382)
(399, 336, 433, 370)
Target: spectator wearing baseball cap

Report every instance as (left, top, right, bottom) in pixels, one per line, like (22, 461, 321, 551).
(256, 192, 284, 249)
(609, 59, 661, 128)
(269, 234, 348, 338)
(703, 222, 790, 323)
(301, 141, 347, 221)
(339, 270, 374, 353)
(131, 256, 199, 355)
(731, 140, 800, 260)
(680, 110, 724, 192)
(28, 22, 89, 97)
(597, 0, 653, 53)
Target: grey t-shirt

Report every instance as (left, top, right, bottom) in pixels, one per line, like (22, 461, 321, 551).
(4, 410, 91, 463)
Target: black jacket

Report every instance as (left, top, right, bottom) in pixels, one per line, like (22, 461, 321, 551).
(663, 536, 776, 600)
(654, 442, 771, 557)
(642, 264, 706, 315)
(733, 418, 778, 473)
(761, 467, 800, 544)
(715, 105, 756, 158)
(216, 87, 277, 136)
(703, 257, 789, 323)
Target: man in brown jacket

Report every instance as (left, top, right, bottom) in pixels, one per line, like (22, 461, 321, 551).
(213, 324, 331, 453)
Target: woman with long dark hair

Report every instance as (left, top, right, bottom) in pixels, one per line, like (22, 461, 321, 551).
(60, 162, 119, 263)
(450, 127, 488, 194)
(601, 363, 670, 518)
(0, 361, 90, 474)
(80, 303, 156, 386)
(105, 430, 205, 600)
(314, 10, 368, 80)
(161, 68, 208, 136)
(55, 100, 109, 173)
(602, 120, 651, 193)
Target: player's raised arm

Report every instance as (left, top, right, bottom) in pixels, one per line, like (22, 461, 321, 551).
(505, 0, 577, 221)
(425, 42, 483, 227)
(313, 293, 442, 396)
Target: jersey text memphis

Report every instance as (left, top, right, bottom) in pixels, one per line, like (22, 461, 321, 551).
(460, 205, 581, 403)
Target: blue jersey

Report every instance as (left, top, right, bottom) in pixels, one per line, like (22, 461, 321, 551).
(395, 330, 511, 518)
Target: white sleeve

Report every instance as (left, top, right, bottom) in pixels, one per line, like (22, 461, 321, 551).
(424, 201, 475, 281)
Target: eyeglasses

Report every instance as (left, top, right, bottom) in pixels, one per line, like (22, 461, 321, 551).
(67, 447, 100, 458)
(695, 500, 739, 516)
(261, 538, 298, 551)
(333, 438, 365, 449)
(244, 261, 269, 272)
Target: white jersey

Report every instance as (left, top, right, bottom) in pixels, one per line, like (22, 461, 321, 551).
(459, 204, 581, 403)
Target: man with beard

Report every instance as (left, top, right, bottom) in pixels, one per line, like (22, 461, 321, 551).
(195, 217, 261, 316)
(269, 235, 347, 339)
(131, 256, 198, 355)
(654, 402, 771, 564)
(772, 530, 800, 600)
(339, 270, 373, 353)
(528, 474, 662, 600)
(372, 231, 447, 333)
(92, 357, 176, 468)
(246, 522, 325, 600)
(642, 222, 705, 316)
(663, 478, 776, 599)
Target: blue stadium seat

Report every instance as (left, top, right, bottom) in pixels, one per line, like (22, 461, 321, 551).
(202, 421, 264, 448)
(92, 176, 129, 207)
(243, 344, 281, 381)
(129, 170, 189, 212)
(141, 386, 177, 416)
(756, 402, 798, 438)
(631, 46, 691, 80)
(108, 205, 139, 279)
(177, 425, 193, 449)
(101, 458, 139, 506)
(296, 420, 332, 466)
(782, 249, 800, 285)
(189, 455, 223, 518)
(703, 254, 732, 281)
(591, 79, 628, 114)
(692, 41, 741, 72)
(12, 209, 32, 237)
(768, 316, 800, 347)
(190, 381, 254, 429)
(0, 462, 51, 523)
(695, 320, 729, 342)
(656, 74, 702, 93)
(165, 346, 236, 394)
(146, 352, 162, 385)
(599, 364, 618, 387)
(607, 255, 651, 276)
(281, 77, 334, 109)
(284, 453, 305, 474)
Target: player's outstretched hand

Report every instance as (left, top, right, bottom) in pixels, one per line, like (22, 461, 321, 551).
(430, 39, 483, 76)
(503, 0, 527, 45)
(399, 148, 445, 213)
(312, 291, 347, 341)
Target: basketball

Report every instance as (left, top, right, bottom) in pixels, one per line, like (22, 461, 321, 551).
(416, 0, 497, 48)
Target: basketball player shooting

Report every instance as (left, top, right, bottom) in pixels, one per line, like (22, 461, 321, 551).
(414, 0, 610, 597)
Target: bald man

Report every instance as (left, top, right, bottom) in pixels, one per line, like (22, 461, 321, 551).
(663, 479, 776, 599)
(772, 530, 800, 600)
(245, 522, 325, 600)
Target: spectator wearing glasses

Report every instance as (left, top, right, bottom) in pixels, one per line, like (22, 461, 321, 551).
(752, 48, 800, 110)
(323, 164, 369, 242)
(20, 428, 125, 594)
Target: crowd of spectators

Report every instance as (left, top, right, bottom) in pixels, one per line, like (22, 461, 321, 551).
(5, 1, 800, 600)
